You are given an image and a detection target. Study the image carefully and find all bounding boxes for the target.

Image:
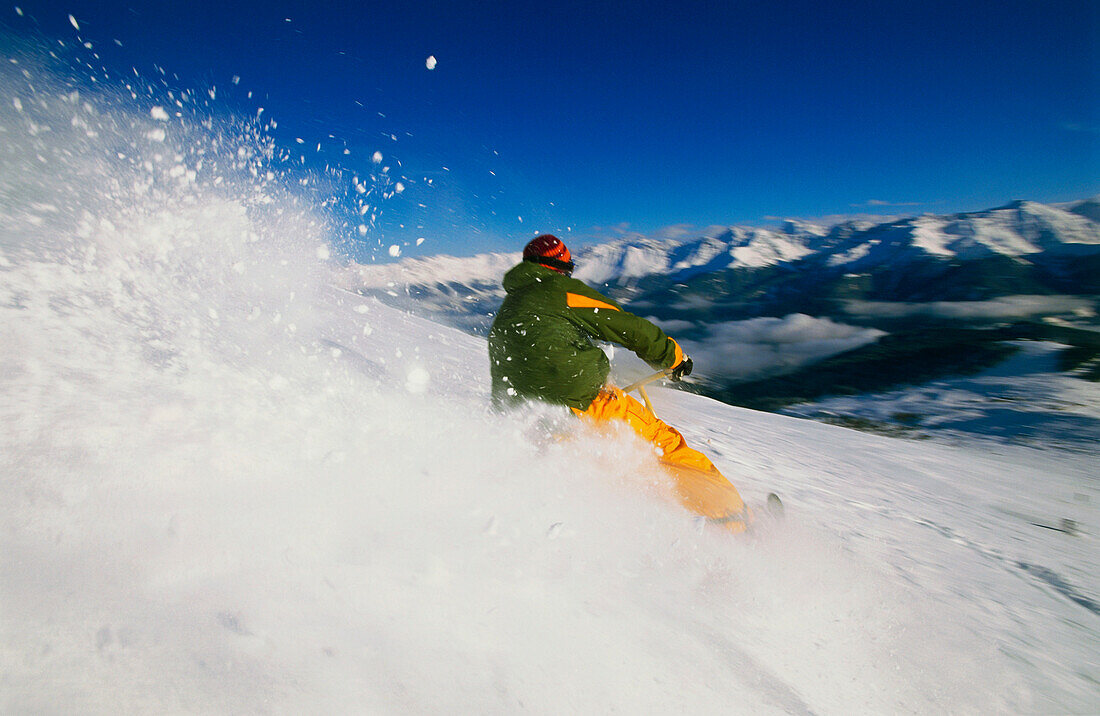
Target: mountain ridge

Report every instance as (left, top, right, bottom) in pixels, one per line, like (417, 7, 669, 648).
(343, 197, 1100, 300)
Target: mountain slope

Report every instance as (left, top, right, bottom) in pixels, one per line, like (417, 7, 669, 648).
(2, 46, 1098, 715)
(4, 272, 1098, 714)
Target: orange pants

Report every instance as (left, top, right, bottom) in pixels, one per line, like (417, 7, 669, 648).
(574, 387, 750, 532)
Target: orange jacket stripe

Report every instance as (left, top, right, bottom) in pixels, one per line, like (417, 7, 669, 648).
(670, 338, 684, 367)
(566, 293, 620, 312)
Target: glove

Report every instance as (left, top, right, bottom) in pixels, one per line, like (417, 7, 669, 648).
(670, 356, 693, 382)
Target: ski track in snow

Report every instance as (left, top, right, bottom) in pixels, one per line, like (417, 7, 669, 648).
(1, 35, 1098, 715)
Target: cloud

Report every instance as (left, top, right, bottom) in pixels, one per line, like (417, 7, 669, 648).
(761, 212, 909, 227)
(843, 296, 1096, 320)
(584, 208, 925, 246)
(674, 314, 886, 381)
(1060, 122, 1100, 134)
(584, 222, 647, 245)
(650, 224, 696, 240)
(852, 199, 925, 208)
(589, 222, 633, 235)
(648, 317, 696, 335)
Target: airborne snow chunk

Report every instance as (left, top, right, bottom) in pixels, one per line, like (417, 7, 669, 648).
(405, 367, 430, 393)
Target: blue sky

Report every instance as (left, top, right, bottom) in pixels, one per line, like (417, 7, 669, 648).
(6, 0, 1099, 258)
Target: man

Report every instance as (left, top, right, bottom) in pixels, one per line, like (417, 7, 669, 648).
(489, 234, 750, 532)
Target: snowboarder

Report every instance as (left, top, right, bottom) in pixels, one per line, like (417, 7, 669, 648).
(489, 234, 751, 532)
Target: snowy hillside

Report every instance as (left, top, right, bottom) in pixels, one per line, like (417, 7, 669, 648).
(3, 33, 1099, 716)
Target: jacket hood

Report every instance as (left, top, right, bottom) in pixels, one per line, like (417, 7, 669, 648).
(501, 260, 566, 294)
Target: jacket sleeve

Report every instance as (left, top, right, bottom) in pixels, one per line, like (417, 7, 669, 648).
(561, 283, 684, 370)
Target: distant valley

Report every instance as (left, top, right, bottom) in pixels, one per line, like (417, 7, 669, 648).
(339, 197, 1100, 444)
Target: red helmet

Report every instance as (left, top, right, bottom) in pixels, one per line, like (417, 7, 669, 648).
(522, 234, 574, 275)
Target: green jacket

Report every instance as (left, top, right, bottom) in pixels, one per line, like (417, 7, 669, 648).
(488, 261, 684, 410)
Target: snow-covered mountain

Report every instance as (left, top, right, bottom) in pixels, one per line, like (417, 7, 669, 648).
(343, 198, 1100, 299)
(340, 199, 1100, 401)
(816, 200, 1100, 269)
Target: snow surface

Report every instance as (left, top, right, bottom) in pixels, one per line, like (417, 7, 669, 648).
(2, 34, 1099, 716)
